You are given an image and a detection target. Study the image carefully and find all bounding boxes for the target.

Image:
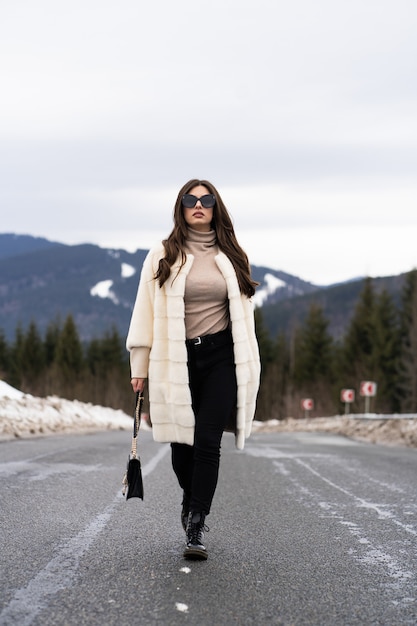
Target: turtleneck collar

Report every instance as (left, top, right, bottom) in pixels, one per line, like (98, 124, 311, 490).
(186, 227, 217, 248)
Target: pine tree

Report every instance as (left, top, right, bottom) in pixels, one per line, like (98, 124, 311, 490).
(22, 321, 46, 394)
(44, 318, 62, 366)
(398, 270, 417, 412)
(100, 327, 126, 369)
(86, 338, 102, 377)
(84, 327, 130, 409)
(340, 278, 376, 393)
(292, 303, 334, 386)
(272, 332, 291, 419)
(291, 303, 335, 415)
(8, 324, 25, 388)
(372, 290, 401, 412)
(255, 329, 292, 421)
(54, 315, 84, 397)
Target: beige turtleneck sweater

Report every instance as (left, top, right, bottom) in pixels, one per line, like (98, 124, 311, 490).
(184, 228, 230, 339)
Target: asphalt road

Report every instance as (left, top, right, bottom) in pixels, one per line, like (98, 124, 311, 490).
(1, 429, 416, 625)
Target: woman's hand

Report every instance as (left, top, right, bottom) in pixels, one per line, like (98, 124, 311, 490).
(131, 377, 145, 393)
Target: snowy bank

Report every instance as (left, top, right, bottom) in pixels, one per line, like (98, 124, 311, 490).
(252, 415, 417, 448)
(1, 379, 416, 447)
(0, 380, 148, 440)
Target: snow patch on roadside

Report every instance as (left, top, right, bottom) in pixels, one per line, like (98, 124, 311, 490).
(1, 379, 416, 446)
(0, 379, 148, 440)
(252, 415, 417, 448)
(0, 380, 24, 400)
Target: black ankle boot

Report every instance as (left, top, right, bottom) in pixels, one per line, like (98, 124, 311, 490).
(181, 492, 190, 532)
(183, 511, 208, 560)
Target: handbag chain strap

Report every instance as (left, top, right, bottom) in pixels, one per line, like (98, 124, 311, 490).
(131, 391, 143, 459)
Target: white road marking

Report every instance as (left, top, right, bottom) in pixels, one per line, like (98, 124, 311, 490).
(262, 449, 416, 603)
(294, 456, 417, 537)
(0, 444, 170, 626)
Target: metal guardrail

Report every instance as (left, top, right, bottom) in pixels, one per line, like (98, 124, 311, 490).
(341, 414, 417, 420)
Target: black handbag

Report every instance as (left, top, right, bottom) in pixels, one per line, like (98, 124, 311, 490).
(122, 391, 144, 500)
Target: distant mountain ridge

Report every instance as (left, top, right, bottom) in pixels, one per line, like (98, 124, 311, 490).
(0, 233, 407, 342)
(0, 233, 65, 260)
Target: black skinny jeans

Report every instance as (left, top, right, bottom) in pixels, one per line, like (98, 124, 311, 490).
(171, 330, 237, 515)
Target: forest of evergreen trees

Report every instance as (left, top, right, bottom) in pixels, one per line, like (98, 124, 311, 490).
(0, 316, 132, 414)
(255, 269, 417, 419)
(1, 270, 416, 420)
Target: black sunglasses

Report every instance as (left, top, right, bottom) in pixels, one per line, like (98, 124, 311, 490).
(182, 194, 216, 209)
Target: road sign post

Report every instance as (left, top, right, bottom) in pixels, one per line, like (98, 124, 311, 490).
(301, 398, 314, 418)
(360, 381, 377, 414)
(340, 389, 355, 414)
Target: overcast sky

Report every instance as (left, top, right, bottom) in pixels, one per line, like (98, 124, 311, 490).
(1, 0, 416, 285)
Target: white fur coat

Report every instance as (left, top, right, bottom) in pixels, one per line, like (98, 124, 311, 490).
(126, 243, 261, 450)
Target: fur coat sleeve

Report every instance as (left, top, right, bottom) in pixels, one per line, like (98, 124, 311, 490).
(126, 246, 261, 450)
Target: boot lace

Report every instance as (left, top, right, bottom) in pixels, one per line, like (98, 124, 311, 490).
(187, 514, 209, 545)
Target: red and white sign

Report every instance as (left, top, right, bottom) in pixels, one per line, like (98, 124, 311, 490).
(360, 381, 377, 397)
(341, 389, 355, 403)
(301, 398, 314, 411)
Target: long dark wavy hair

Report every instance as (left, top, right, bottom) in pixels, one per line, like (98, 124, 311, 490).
(155, 179, 258, 297)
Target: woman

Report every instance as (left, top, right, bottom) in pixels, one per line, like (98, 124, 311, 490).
(126, 179, 260, 560)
